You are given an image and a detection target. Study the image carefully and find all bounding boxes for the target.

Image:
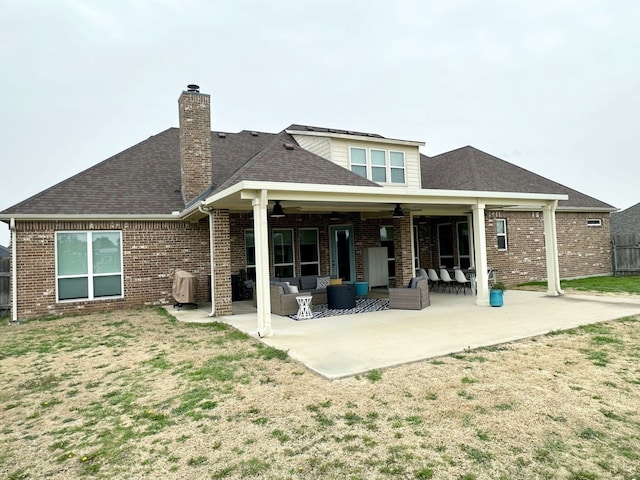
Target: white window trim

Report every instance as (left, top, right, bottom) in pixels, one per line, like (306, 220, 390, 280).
(437, 223, 454, 267)
(456, 221, 470, 268)
(55, 230, 124, 303)
(272, 228, 295, 277)
(389, 150, 406, 184)
(244, 229, 256, 278)
(299, 228, 320, 275)
(349, 146, 407, 185)
(496, 218, 508, 251)
(587, 218, 602, 227)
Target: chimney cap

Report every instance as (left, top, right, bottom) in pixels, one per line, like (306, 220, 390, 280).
(186, 84, 200, 93)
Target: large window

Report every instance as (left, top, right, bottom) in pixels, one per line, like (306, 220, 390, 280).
(56, 231, 123, 301)
(380, 226, 395, 278)
(496, 219, 508, 250)
(273, 229, 294, 278)
(349, 147, 406, 184)
(457, 221, 470, 269)
(438, 223, 454, 268)
(245, 229, 256, 280)
(299, 228, 319, 276)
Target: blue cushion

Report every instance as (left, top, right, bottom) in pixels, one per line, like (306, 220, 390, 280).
(299, 275, 318, 290)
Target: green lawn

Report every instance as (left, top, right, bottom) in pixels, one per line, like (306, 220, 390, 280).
(1, 306, 639, 479)
(519, 275, 640, 295)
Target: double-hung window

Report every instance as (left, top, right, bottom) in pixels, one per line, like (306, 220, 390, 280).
(56, 231, 123, 301)
(371, 149, 387, 182)
(299, 228, 319, 276)
(496, 219, 508, 251)
(272, 229, 294, 278)
(390, 151, 405, 183)
(350, 147, 367, 178)
(245, 229, 256, 280)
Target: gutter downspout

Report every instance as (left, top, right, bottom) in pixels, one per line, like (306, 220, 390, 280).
(10, 218, 18, 323)
(198, 205, 216, 317)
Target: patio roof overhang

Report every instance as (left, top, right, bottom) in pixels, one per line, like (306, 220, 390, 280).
(186, 180, 568, 221)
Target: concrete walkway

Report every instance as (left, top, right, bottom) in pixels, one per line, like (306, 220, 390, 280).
(168, 290, 640, 379)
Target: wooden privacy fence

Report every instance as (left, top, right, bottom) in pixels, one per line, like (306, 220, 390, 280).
(612, 234, 640, 276)
(0, 258, 9, 316)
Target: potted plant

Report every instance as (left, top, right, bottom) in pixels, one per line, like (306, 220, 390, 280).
(490, 282, 507, 307)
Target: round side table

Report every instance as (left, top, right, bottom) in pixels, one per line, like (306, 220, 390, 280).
(295, 295, 313, 319)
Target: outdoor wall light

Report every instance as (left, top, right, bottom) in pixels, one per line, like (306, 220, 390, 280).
(392, 203, 404, 218)
(270, 200, 285, 218)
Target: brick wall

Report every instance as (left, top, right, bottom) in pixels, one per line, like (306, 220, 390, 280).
(419, 211, 611, 287)
(14, 219, 210, 319)
(556, 212, 612, 279)
(485, 211, 612, 285)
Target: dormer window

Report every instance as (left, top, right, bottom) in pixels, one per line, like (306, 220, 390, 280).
(349, 147, 406, 184)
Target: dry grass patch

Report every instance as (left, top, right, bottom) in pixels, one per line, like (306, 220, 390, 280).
(1, 308, 639, 479)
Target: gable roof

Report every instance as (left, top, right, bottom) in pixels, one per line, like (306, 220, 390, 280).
(0, 245, 9, 257)
(421, 146, 614, 210)
(211, 131, 378, 195)
(2, 127, 378, 216)
(611, 202, 640, 235)
(1, 128, 184, 216)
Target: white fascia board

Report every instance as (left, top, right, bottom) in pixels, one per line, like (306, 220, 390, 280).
(208, 181, 568, 206)
(285, 129, 425, 147)
(0, 213, 180, 221)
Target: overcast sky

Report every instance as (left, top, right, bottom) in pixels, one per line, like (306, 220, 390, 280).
(1, 0, 639, 246)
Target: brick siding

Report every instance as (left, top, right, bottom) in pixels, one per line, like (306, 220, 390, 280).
(14, 219, 210, 319)
(179, 90, 212, 204)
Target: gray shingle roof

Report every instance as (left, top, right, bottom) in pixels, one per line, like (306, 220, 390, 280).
(2, 129, 184, 215)
(611, 202, 640, 235)
(211, 131, 379, 194)
(1, 127, 378, 216)
(421, 147, 614, 210)
(1, 130, 613, 217)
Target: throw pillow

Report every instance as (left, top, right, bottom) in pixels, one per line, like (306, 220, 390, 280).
(285, 284, 299, 294)
(316, 276, 331, 289)
(329, 278, 342, 285)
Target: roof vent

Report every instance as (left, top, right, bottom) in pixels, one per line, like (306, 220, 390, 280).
(186, 84, 200, 93)
(218, 132, 226, 138)
(250, 131, 258, 136)
(283, 142, 295, 150)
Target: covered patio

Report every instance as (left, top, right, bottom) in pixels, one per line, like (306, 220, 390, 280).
(194, 181, 568, 337)
(169, 290, 640, 379)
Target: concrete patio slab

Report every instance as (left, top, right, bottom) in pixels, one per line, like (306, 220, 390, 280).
(168, 290, 640, 379)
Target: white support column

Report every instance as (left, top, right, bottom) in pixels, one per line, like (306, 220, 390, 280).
(543, 200, 564, 296)
(253, 190, 273, 337)
(472, 202, 489, 306)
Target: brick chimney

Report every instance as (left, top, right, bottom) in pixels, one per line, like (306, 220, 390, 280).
(179, 84, 212, 204)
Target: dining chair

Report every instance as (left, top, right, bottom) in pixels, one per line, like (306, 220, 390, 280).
(454, 268, 471, 294)
(439, 268, 454, 293)
(427, 268, 441, 292)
